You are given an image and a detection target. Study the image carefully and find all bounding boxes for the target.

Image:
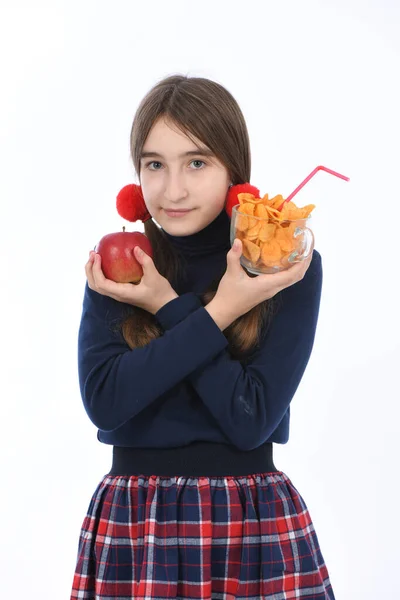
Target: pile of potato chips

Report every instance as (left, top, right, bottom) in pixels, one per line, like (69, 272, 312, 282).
(234, 192, 315, 267)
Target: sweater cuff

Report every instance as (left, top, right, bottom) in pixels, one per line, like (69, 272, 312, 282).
(155, 292, 203, 330)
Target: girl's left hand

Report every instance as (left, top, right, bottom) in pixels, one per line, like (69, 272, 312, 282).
(85, 248, 179, 314)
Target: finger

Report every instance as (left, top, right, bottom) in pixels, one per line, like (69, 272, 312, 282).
(85, 253, 96, 288)
(280, 254, 314, 287)
(257, 259, 306, 292)
(133, 246, 156, 276)
(226, 239, 246, 275)
(298, 248, 314, 276)
(305, 249, 314, 267)
(91, 253, 134, 300)
(91, 253, 112, 291)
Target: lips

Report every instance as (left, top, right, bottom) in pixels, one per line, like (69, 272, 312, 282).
(164, 208, 192, 212)
(164, 208, 193, 217)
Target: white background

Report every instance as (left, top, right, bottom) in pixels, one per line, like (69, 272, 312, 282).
(1, 0, 399, 598)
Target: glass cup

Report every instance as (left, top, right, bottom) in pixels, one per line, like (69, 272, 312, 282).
(230, 204, 315, 275)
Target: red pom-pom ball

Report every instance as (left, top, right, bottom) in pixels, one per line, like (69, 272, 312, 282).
(116, 184, 152, 223)
(225, 183, 261, 218)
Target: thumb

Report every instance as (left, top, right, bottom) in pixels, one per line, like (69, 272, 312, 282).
(227, 238, 244, 272)
(133, 246, 154, 272)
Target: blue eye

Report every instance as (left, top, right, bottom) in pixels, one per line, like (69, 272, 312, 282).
(146, 161, 162, 170)
(191, 160, 205, 169)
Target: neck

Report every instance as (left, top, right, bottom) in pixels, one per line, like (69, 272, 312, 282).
(161, 208, 232, 258)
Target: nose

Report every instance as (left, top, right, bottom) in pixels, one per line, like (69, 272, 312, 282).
(163, 173, 189, 204)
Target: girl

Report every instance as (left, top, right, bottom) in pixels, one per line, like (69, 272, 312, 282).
(70, 74, 335, 599)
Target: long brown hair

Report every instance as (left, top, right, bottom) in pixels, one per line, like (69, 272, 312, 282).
(117, 75, 279, 361)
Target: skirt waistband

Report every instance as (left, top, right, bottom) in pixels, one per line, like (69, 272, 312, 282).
(108, 441, 278, 477)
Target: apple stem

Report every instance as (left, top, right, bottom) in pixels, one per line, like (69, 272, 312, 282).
(122, 226, 125, 233)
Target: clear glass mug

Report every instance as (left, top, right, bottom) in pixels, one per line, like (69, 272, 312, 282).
(230, 204, 315, 275)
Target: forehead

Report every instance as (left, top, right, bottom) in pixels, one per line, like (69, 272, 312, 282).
(142, 117, 210, 155)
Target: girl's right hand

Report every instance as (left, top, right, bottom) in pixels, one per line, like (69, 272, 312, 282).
(215, 238, 314, 321)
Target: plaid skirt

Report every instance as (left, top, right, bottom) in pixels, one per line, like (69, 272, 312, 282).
(70, 470, 335, 599)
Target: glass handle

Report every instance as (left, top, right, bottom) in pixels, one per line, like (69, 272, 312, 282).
(289, 227, 315, 263)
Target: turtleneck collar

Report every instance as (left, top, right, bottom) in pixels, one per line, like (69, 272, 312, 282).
(161, 208, 232, 258)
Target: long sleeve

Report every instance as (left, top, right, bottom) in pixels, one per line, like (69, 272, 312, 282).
(155, 250, 323, 451)
(77, 283, 229, 432)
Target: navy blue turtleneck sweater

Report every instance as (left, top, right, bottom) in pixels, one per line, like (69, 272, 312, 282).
(78, 209, 322, 452)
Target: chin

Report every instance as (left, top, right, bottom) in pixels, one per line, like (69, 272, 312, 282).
(162, 221, 202, 236)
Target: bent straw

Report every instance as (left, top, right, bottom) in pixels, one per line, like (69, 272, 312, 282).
(278, 165, 350, 211)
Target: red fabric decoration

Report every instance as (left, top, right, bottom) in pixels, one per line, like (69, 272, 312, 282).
(116, 182, 261, 222)
(224, 183, 261, 218)
(116, 184, 152, 223)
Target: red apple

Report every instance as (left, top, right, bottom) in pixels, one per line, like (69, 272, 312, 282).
(95, 227, 153, 283)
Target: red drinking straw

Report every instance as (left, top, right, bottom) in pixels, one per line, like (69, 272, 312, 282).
(278, 165, 350, 211)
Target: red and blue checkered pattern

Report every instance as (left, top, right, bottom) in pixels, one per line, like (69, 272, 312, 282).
(70, 470, 335, 599)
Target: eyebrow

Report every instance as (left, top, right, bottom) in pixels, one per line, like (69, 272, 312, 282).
(140, 148, 215, 160)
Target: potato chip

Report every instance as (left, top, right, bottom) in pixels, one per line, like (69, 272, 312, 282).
(269, 194, 285, 209)
(238, 193, 254, 204)
(239, 202, 255, 215)
(299, 204, 315, 218)
(247, 220, 263, 239)
(275, 225, 297, 253)
(265, 205, 285, 221)
(258, 222, 276, 242)
(236, 214, 249, 231)
(254, 203, 269, 219)
(242, 239, 261, 262)
(260, 239, 282, 265)
(280, 201, 301, 221)
(238, 202, 258, 228)
(238, 193, 259, 204)
(235, 230, 247, 245)
(238, 193, 265, 205)
(287, 221, 299, 237)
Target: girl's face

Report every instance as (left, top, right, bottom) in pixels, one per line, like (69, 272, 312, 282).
(139, 117, 231, 236)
